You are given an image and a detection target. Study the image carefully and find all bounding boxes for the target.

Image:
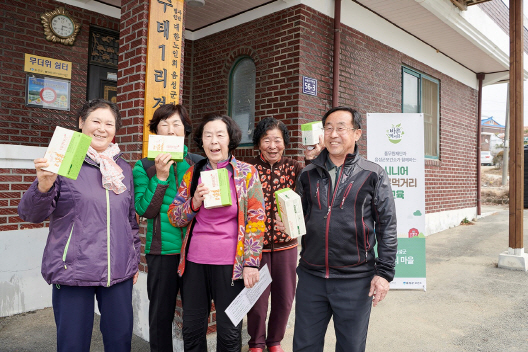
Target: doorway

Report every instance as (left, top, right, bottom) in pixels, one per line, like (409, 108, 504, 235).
(87, 26, 119, 102)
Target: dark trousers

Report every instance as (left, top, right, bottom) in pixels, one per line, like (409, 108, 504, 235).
(293, 268, 373, 352)
(52, 278, 133, 352)
(181, 261, 244, 352)
(147, 254, 181, 352)
(247, 248, 297, 348)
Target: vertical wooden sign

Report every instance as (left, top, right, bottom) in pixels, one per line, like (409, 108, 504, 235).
(144, 0, 184, 156)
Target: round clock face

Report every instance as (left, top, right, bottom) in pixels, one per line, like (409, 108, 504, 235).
(51, 15, 75, 38)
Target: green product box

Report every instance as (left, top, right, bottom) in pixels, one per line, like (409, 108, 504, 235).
(301, 121, 323, 146)
(147, 135, 185, 161)
(42, 126, 92, 180)
(201, 168, 232, 209)
(274, 188, 306, 238)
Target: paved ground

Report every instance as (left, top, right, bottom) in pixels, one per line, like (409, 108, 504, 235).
(4, 205, 528, 351)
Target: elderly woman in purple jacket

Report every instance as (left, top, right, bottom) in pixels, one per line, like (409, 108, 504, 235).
(18, 99, 140, 352)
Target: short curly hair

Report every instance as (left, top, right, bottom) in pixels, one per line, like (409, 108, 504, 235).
(193, 113, 242, 153)
(252, 117, 290, 146)
(148, 104, 192, 137)
(77, 99, 122, 131)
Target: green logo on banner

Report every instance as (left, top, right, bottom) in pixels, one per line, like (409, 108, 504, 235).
(386, 123, 404, 144)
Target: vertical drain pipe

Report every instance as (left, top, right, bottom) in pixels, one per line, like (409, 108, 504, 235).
(476, 73, 485, 216)
(332, 0, 342, 107)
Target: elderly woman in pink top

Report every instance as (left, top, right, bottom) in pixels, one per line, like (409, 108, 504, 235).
(168, 113, 265, 352)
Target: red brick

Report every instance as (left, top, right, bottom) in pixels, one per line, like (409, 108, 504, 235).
(1, 2, 120, 148)
(20, 223, 46, 230)
(0, 175, 23, 182)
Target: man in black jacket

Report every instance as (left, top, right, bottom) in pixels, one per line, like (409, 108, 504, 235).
(291, 107, 397, 352)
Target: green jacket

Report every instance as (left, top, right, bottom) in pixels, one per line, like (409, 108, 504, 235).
(133, 146, 203, 255)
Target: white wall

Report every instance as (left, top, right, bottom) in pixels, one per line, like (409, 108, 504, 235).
(0, 144, 46, 169)
(0, 227, 152, 343)
(131, 272, 150, 341)
(425, 206, 477, 236)
(0, 228, 51, 317)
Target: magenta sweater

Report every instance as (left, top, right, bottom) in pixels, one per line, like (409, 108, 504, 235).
(187, 160, 238, 265)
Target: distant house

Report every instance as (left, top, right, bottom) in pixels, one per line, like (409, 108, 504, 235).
(481, 132, 503, 154)
(481, 117, 504, 153)
(482, 117, 505, 134)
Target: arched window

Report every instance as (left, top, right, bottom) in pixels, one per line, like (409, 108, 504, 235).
(228, 57, 256, 145)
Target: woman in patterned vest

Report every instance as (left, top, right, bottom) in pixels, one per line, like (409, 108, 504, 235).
(247, 117, 322, 352)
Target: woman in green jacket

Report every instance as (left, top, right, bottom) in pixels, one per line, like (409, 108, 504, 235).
(133, 104, 203, 352)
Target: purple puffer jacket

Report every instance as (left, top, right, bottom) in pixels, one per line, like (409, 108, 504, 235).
(18, 154, 140, 287)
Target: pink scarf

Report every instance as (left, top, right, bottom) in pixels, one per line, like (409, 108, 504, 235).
(86, 144, 127, 194)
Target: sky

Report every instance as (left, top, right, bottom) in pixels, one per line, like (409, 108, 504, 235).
(481, 82, 528, 126)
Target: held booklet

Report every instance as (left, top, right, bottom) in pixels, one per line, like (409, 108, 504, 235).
(147, 135, 185, 161)
(42, 126, 92, 180)
(274, 188, 306, 238)
(225, 264, 272, 326)
(200, 168, 232, 209)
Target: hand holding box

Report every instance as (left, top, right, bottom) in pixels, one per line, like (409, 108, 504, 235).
(301, 121, 324, 146)
(42, 126, 92, 180)
(148, 135, 185, 161)
(200, 168, 232, 209)
(274, 188, 306, 238)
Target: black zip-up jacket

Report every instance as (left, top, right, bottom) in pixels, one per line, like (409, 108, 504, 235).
(296, 147, 397, 282)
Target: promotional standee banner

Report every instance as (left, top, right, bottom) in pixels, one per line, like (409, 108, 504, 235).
(367, 113, 426, 291)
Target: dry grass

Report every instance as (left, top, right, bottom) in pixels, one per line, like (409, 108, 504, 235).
(484, 167, 507, 176)
(481, 188, 509, 205)
(481, 166, 509, 205)
(481, 174, 504, 187)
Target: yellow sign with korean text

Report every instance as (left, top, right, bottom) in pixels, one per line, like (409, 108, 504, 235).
(24, 54, 72, 79)
(144, 0, 184, 156)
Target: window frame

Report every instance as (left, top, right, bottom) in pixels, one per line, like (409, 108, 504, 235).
(228, 56, 256, 147)
(401, 66, 440, 159)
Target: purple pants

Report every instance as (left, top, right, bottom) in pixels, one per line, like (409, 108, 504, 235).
(247, 247, 298, 349)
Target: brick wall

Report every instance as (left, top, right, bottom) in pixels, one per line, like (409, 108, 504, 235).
(0, 0, 120, 146)
(183, 4, 478, 215)
(0, 0, 119, 232)
(117, 0, 148, 166)
(182, 6, 305, 161)
(297, 6, 334, 154)
(0, 168, 46, 231)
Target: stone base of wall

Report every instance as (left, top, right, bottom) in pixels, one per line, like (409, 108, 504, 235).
(425, 206, 477, 236)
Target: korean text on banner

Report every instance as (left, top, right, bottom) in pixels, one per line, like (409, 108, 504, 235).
(143, 0, 185, 156)
(367, 113, 426, 291)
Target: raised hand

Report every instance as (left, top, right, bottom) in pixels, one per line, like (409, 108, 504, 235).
(34, 158, 58, 193)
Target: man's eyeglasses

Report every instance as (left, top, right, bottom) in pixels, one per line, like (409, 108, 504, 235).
(323, 126, 356, 135)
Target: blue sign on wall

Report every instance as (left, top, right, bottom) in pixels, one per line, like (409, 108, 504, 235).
(302, 76, 317, 96)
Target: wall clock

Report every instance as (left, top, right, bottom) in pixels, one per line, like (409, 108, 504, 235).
(41, 7, 81, 46)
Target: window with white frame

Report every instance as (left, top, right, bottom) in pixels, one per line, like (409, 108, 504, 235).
(402, 67, 440, 158)
(229, 57, 256, 145)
